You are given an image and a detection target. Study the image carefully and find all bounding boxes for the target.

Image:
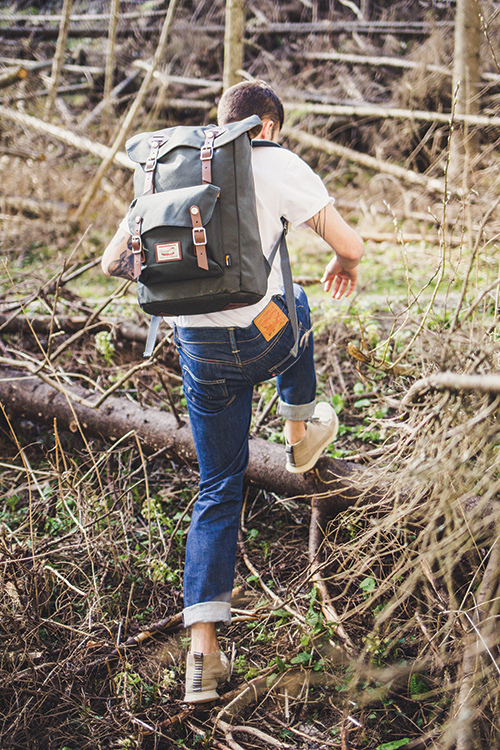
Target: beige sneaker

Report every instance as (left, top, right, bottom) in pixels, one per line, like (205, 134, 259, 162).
(183, 651, 230, 703)
(285, 402, 339, 473)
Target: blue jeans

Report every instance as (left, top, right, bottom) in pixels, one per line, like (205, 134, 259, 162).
(173, 285, 317, 627)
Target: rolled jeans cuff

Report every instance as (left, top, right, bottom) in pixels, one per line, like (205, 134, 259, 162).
(278, 398, 316, 421)
(183, 601, 232, 628)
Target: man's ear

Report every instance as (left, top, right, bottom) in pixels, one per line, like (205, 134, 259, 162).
(259, 119, 275, 140)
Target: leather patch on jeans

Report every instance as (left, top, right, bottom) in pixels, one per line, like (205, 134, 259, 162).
(253, 300, 288, 341)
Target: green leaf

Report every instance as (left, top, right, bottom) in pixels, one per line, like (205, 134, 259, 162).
(290, 651, 312, 664)
(360, 576, 376, 594)
(376, 739, 410, 750)
(410, 673, 427, 696)
(354, 398, 372, 409)
(275, 656, 286, 672)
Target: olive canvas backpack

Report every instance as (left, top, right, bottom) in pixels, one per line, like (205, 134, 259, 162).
(124, 115, 297, 356)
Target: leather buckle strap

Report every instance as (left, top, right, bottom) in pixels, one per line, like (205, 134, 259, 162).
(192, 226, 208, 246)
(200, 127, 224, 185)
(200, 145, 213, 161)
(131, 215, 143, 279)
(143, 135, 166, 195)
(189, 205, 209, 270)
(200, 131, 216, 185)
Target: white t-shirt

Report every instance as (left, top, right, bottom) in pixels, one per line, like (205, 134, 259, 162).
(122, 142, 333, 328)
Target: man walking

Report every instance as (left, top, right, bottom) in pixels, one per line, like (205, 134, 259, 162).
(102, 79, 364, 703)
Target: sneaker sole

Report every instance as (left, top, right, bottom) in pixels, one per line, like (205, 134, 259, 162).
(183, 688, 220, 703)
(286, 411, 339, 473)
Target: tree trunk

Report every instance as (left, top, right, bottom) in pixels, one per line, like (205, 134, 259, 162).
(103, 0, 121, 131)
(44, 0, 73, 120)
(223, 0, 245, 91)
(0, 369, 363, 514)
(449, 0, 481, 187)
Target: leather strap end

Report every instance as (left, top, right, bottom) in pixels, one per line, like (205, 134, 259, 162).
(131, 215, 143, 279)
(190, 205, 209, 271)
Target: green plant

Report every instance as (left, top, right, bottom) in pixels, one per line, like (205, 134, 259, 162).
(360, 576, 376, 598)
(94, 330, 115, 365)
(376, 740, 410, 750)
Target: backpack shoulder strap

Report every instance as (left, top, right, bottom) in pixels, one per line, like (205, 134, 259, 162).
(252, 140, 299, 357)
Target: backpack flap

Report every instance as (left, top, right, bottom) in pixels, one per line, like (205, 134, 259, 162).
(127, 183, 224, 285)
(125, 115, 262, 165)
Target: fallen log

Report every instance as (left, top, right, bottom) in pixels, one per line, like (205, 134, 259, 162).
(0, 196, 70, 219)
(0, 105, 133, 168)
(0, 65, 28, 90)
(282, 125, 447, 195)
(0, 18, 453, 36)
(0, 313, 150, 344)
(0, 369, 363, 513)
(284, 100, 500, 129)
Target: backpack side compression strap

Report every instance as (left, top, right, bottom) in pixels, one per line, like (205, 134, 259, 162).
(266, 218, 299, 358)
(254, 140, 299, 358)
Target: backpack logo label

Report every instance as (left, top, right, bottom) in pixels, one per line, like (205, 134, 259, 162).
(155, 241, 182, 263)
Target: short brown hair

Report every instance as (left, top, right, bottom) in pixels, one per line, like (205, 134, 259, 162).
(217, 80, 284, 138)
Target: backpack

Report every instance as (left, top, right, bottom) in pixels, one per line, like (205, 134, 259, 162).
(125, 115, 297, 357)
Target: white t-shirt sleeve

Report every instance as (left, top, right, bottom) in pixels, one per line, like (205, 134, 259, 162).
(118, 215, 130, 234)
(280, 151, 333, 231)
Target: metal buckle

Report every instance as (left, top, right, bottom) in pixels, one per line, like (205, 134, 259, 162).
(192, 227, 207, 246)
(145, 138, 164, 171)
(131, 235, 142, 254)
(200, 145, 213, 161)
(132, 217, 143, 253)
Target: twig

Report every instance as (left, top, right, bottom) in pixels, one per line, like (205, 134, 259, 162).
(103, 0, 120, 129)
(44, 564, 87, 597)
(403, 372, 500, 405)
(449, 194, 500, 333)
(251, 391, 278, 436)
(219, 727, 245, 750)
(260, 709, 341, 747)
(49, 278, 132, 361)
(155, 367, 185, 428)
(242, 551, 306, 625)
(217, 719, 293, 749)
(163, 493, 198, 561)
(455, 538, 500, 750)
(75, 612, 183, 673)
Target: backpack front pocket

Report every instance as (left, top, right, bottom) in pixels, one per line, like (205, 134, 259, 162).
(127, 184, 224, 284)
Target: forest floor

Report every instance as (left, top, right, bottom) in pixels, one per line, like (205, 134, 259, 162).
(2, 1, 500, 749)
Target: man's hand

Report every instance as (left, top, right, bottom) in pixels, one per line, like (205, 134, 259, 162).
(321, 258, 358, 299)
(306, 203, 364, 300)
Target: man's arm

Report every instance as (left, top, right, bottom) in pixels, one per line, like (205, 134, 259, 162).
(101, 228, 136, 280)
(306, 203, 364, 299)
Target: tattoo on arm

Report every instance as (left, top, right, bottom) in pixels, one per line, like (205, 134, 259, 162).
(311, 208, 327, 239)
(108, 237, 136, 280)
